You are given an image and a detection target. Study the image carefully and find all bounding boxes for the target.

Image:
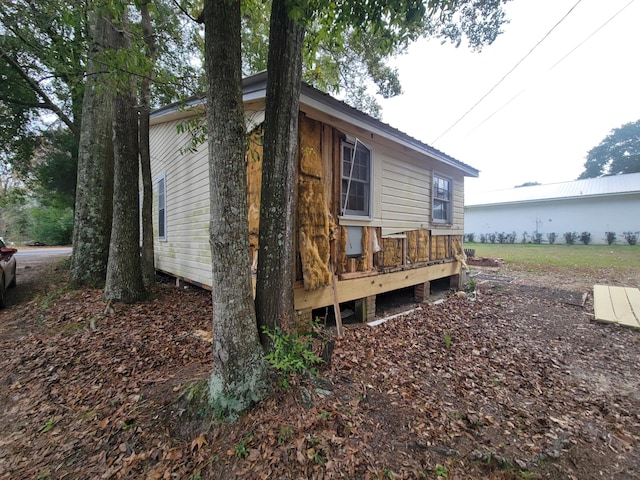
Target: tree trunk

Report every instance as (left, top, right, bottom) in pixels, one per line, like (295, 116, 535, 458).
(139, 2, 156, 287)
(70, 6, 114, 287)
(203, 0, 269, 418)
(104, 10, 147, 303)
(255, 0, 306, 344)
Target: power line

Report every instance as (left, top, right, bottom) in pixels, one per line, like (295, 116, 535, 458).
(431, 0, 584, 145)
(463, 0, 636, 139)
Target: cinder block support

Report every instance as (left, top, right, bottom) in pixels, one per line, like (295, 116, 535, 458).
(414, 281, 430, 302)
(354, 295, 376, 323)
(294, 309, 313, 331)
(450, 274, 461, 290)
(176, 277, 186, 288)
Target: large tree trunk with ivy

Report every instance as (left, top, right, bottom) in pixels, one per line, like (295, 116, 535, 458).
(104, 11, 147, 303)
(139, 2, 156, 287)
(70, 6, 114, 287)
(255, 0, 306, 345)
(202, 0, 269, 418)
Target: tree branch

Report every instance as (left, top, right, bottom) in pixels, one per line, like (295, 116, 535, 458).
(0, 47, 78, 136)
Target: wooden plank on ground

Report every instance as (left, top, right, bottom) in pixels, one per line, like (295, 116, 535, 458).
(610, 286, 635, 326)
(593, 285, 616, 323)
(624, 287, 640, 327)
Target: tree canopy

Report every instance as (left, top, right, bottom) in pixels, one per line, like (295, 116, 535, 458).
(578, 119, 640, 179)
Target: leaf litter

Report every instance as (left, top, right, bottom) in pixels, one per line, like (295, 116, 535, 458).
(0, 259, 638, 479)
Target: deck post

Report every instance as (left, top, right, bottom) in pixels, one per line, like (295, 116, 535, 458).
(354, 295, 376, 323)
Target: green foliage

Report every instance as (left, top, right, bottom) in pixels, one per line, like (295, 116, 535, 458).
(262, 324, 323, 377)
(30, 206, 73, 245)
(623, 231, 638, 246)
(444, 332, 452, 348)
(40, 417, 56, 433)
(579, 231, 591, 245)
(435, 463, 448, 477)
(579, 119, 640, 178)
(605, 231, 617, 245)
(235, 434, 253, 458)
(563, 232, 578, 245)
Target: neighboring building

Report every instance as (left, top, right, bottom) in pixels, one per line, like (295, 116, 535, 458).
(464, 173, 640, 244)
(149, 72, 479, 322)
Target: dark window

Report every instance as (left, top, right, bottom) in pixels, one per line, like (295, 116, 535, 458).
(158, 174, 166, 239)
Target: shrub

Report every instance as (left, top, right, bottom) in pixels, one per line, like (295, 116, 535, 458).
(532, 232, 543, 244)
(30, 206, 73, 245)
(487, 233, 496, 244)
(623, 231, 638, 246)
(605, 231, 616, 245)
(496, 232, 506, 244)
(465, 233, 475, 243)
(547, 232, 557, 244)
(479, 234, 487, 244)
(563, 232, 578, 245)
(507, 231, 517, 244)
(579, 231, 591, 245)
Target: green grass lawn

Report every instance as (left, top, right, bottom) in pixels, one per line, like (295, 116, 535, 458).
(464, 242, 640, 270)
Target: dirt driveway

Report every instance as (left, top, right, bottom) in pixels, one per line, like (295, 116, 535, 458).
(0, 255, 639, 479)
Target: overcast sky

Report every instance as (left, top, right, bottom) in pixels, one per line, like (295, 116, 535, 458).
(378, 0, 640, 194)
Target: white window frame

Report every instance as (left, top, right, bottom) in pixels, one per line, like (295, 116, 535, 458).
(432, 173, 452, 225)
(157, 173, 167, 241)
(340, 138, 372, 218)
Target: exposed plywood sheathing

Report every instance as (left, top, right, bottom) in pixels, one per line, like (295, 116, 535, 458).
(338, 226, 347, 274)
(299, 115, 323, 179)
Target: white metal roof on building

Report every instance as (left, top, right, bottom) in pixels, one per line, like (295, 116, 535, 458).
(466, 172, 640, 207)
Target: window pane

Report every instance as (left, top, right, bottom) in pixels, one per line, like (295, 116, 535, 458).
(341, 141, 371, 216)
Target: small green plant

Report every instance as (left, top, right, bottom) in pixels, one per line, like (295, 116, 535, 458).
(40, 417, 56, 433)
(262, 323, 323, 378)
(235, 435, 253, 458)
(547, 232, 557, 244)
(623, 231, 638, 245)
(444, 332, 452, 348)
(579, 231, 591, 245)
(189, 472, 202, 480)
(465, 277, 476, 293)
(563, 231, 578, 245)
(435, 464, 448, 478)
(605, 231, 617, 245)
(318, 409, 330, 420)
(278, 427, 293, 443)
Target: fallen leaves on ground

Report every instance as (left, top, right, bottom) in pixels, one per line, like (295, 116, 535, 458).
(0, 263, 639, 479)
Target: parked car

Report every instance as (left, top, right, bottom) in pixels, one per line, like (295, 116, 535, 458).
(0, 238, 17, 308)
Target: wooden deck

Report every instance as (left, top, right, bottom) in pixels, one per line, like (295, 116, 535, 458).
(593, 285, 640, 329)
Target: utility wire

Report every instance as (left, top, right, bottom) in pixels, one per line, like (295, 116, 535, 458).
(431, 0, 584, 145)
(463, 0, 636, 139)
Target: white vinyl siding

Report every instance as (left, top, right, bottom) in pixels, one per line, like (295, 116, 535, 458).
(149, 119, 212, 286)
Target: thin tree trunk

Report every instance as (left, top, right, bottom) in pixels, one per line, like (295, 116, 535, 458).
(255, 0, 306, 344)
(70, 6, 114, 287)
(104, 10, 146, 303)
(139, 1, 156, 287)
(203, 0, 269, 418)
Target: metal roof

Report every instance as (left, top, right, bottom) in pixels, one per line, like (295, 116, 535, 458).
(466, 172, 640, 207)
(151, 71, 479, 177)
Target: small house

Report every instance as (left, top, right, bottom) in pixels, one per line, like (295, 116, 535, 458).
(149, 72, 478, 322)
